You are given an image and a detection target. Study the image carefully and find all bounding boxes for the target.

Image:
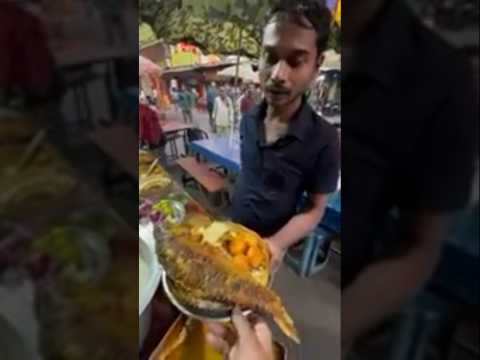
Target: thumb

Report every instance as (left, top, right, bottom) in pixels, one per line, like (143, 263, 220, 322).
(231, 307, 255, 344)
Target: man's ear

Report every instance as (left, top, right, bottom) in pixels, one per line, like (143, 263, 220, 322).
(317, 54, 325, 69)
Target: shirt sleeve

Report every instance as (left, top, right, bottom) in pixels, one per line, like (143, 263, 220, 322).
(400, 61, 478, 211)
(307, 127, 341, 194)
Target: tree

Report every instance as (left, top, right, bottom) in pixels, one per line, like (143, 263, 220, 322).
(139, 23, 157, 46)
(139, 0, 340, 58)
(139, 0, 267, 58)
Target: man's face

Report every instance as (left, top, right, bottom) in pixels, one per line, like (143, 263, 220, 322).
(260, 18, 321, 108)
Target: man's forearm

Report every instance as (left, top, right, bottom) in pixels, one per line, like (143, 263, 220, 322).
(342, 244, 441, 350)
(270, 207, 325, 250)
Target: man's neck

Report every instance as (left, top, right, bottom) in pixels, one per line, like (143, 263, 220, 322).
(266, 96, 302, 123)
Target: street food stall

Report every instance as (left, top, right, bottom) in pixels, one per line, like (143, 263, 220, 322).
(139, 151, 298, 359)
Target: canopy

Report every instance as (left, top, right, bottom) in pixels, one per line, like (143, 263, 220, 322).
(218, 62, 259, 83)
(139, 56, 162, 77)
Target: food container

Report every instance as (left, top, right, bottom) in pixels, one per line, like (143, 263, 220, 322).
(140, 236, 162, 349)
(149, 315, 287, 360)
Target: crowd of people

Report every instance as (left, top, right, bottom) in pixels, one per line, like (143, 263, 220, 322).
(138, 79, 261, 159)
(170, 80, 262, 135)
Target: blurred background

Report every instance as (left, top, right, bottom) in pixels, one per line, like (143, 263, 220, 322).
(1, 0, 139, 358)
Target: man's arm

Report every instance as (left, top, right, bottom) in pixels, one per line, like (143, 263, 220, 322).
(341, 211, 453, 354)
(267, 193, 330, 268)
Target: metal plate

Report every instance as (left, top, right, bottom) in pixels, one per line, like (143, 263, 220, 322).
(162, 272, 252, 322)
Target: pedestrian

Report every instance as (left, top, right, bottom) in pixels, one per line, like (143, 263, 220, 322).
(177, 85, 195, 124)
(170, 86, 179, 111)
(213, 88, 234, 135)
(237, 83, 257, 118)
(206, 82, 218, 130)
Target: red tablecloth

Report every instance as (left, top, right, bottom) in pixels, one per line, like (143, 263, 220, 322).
(140, 104, 164, 146)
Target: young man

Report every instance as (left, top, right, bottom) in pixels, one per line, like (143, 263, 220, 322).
(207, 2, 339, 358)
(230, 0, 339, 270)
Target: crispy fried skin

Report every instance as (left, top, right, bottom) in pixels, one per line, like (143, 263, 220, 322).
(156, 228, 300, 343)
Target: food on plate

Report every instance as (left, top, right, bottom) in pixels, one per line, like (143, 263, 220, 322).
(0, 169, 76, 212)
(139, 152, 172, 195)
(139, 150, 156, 166)
(31, 226, 111, 283)
(139, 174, 171, 193)
(228, 237, 248, 255)
(139, 198, 185, 227)
(155, 226, 299, 343)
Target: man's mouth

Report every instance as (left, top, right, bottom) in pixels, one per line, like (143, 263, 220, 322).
(266, 88, 290, 97)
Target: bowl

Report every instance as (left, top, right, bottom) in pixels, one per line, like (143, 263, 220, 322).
(139, 237, 162, 349)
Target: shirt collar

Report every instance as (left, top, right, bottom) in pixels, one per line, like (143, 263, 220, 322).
(252, 97, 314, 144)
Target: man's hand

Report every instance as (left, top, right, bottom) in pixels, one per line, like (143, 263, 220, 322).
(206, 308, 274, 360)
(263, 194, 329, 273)
(265, 238, 286, 274)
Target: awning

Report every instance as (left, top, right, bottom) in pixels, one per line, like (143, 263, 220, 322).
(218, 62, 259, 83)
(139, 56, 162, 77)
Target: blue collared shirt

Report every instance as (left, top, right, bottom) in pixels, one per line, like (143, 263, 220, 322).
(230, 99, 340, 237)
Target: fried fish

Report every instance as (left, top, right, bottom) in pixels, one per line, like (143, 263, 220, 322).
(155, 227, 300, 343)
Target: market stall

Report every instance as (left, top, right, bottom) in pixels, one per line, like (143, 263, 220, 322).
(140, 55, 171, 109)
(138, 150, 298, 359)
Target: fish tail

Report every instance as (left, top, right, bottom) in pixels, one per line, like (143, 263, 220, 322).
(272, 303, 300, 344)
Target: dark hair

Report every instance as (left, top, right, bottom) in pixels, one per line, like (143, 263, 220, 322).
(266, 0, 332, 54)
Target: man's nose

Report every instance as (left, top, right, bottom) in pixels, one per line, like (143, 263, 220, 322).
(271, 61, 289, 84)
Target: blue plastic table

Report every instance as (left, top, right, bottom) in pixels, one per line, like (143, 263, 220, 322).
(189, 137, 241, 174)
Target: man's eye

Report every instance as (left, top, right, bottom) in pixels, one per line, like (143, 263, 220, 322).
(263, 53, 278, 65)
(288, 58, 306, 68)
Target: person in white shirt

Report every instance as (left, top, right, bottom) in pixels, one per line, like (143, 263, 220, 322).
(213, 88, 234, 135)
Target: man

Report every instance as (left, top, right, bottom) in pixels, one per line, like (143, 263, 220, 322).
(177, 85, 195, 124)
(170, 86, 179, 111)
(213, 88, 235, 135)
(206, 82, 218, 129)
(230, 0, 338, 269)
(208, 1, 339, 358)
(340, 0, 478, 356)
(237, 83, 257, 119)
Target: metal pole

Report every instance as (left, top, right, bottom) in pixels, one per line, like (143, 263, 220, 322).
(234, 25, 243, 89)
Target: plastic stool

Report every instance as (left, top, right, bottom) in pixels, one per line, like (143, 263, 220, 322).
(284, 232, 319, 277)
(307, 226, 337, 276)
(285, 226, 335, 277)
